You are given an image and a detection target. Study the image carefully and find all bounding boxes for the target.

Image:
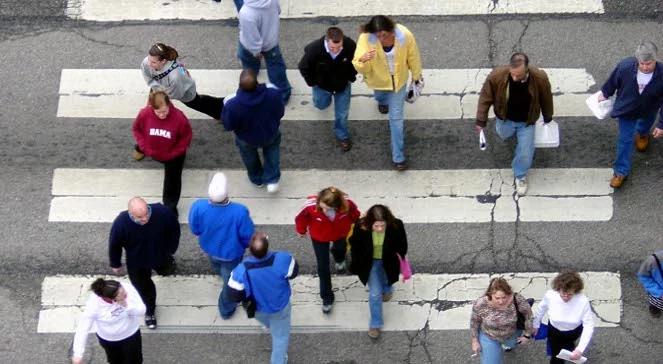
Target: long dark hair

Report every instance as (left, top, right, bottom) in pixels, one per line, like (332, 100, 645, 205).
(148, 43, 179, 61)
(359, 204, 397, 230)
(360, 15, 396, 34)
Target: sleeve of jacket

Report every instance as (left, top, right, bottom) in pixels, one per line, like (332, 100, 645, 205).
(239, 207, 255, 249)
(294, 205, 311, 235)
(476, 72, 496, 127)
(538, 72, 554, 123)
(601, 62, 622, 98)
(140, 58, 160, 89)
(165, 208, 181, 256)
(166, 112, 192, 160)
(347, 224, 363, 274)
(405, 30, 423, 81)
(227, 268, 247, 302)
(72, 296, 97, 359)
(132, 111, 149, 156)
(352, 33, 373, 75)
(298, 43, 317, 87)
(637, 255, 663, 297)
(239, 16, 263, 56)
(108, 216, 125, 268)
(346, 38, 358, 82)
(285, 254, 299, 280)
(396, 219, 408, 256)
(532, 290, 550, 328)
(221, 98, 236, 131)
(347, 199, 361, 222)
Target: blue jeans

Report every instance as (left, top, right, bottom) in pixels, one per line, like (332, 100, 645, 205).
(235, 132, 281, 186)
(615, 113, 656, 176)
(374, 86, 407, 163)
(210, 257, 242, 318)
(312, 84, 352, 141)
(255, 302, 291, 364)
(478, 329, 521, 364)
(495, 118, 535, 179)
(368, 260, 393, 329)
(237, 42, 292, 104)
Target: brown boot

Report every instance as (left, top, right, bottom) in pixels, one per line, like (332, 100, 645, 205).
(368, 328, 381, 339)
(382, 292, 393, 302)
(609, 174, 626, 188)
(635, 134, 650, 152)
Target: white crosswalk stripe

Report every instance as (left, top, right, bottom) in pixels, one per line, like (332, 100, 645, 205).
(56, 68, 596, 120)
(48, 168, 614, 223)
(65, 0, 605, 21)
(38, 272, 621, 334)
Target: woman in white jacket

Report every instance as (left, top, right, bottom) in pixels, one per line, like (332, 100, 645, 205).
(71, 278, 146, 364)
(533, 271, 595, 364)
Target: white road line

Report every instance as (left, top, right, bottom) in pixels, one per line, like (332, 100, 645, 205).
(66, 0, 605, 21)
(48, 168, 614, 223)
(56, 68, 596, 120)
(38, 272, 621, 334)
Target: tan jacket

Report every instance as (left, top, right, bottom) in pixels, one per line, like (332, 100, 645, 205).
(352, 24, 422, 91)
(476, 66, 554, 127)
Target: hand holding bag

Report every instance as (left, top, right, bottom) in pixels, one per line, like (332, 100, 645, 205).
(534, 119, 560, 148)
(397, 253, 412, 282)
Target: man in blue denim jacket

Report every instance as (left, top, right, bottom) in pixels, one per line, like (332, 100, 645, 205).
(599, 41, 663, 188)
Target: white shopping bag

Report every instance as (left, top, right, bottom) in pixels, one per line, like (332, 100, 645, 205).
(534, 119, 560, 148)
(405, 78, 424, 103)
(585, 91, 614, 120)
(479, 129, 487, 150)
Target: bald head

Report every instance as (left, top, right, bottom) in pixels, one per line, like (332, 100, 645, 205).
(239, 69, 258, 92)
(128, 197, 150, 225)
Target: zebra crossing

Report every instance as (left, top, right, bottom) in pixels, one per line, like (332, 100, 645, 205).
(41, 1, 628, 340)
(65, 0, 606, 21)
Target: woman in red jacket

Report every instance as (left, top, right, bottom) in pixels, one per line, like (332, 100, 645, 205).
(132, 90, 192, 217)
(295, 187, 360, 313)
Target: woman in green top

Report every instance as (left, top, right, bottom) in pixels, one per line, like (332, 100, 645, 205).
(348, 204, 408, 339)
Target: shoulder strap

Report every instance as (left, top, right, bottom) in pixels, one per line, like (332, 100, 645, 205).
(152, 62, 180, 81)
(652, 254, 663, 276)
(513, 294, 520, 311)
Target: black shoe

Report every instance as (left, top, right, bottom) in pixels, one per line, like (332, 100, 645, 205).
(393, 161, 408, 171)
(378, 104, 389, 114)
(649, 304, 662, 318)
(145, 315, 157, 329)
(338, 139, 352, 152)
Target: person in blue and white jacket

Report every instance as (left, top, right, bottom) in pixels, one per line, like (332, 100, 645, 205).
(189, 172, 255, 319)
(228, 232, 298, 364)
(637, 249, 663, 318)
(71, 279, 145, 364)
(599, 41, 663, 188)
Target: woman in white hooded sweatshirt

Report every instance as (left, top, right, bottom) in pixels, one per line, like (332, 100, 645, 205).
(71, 278, 145, 364)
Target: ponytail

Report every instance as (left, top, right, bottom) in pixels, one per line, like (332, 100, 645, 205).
(90, 278, 120, 299)
(149, 43, 179, 61)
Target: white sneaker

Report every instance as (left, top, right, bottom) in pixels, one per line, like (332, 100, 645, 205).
(335, 261, 346, 272)
(266, 182, 279, 193)
(515, 177, 528, 196)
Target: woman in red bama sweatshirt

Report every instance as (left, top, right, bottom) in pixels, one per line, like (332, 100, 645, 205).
(295, 186, 360, 313)
(132, 90, 192, 217)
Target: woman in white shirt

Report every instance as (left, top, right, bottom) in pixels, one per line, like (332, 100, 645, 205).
(533, 271, 595, 363)
(71, 278, 146, 364)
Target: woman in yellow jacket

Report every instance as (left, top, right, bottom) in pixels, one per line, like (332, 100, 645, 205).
(353, 15, 423, 171)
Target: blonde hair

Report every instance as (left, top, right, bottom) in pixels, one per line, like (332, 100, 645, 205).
(316, 187, 349, 213)
(148, 89, 170, 109)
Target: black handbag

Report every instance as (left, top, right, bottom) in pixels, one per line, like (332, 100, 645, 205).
(514, 295, 526, 330)
(242, 268, 257, 319)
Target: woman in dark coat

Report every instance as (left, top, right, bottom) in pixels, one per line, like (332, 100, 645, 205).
(348, 204, 408, 339)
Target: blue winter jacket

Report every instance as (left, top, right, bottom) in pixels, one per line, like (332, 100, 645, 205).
(188, 200, 255, 261)
(222, 84, 285, 146)
(601, 57, 663, 124)
(637, 250, 663, 298)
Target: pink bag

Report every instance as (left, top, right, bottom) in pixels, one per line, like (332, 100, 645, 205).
(397, 253, 412, 282)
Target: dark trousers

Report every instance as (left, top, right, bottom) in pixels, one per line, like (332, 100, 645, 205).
(183, 93, 224, 120)
(311, 239, 347, 305)
(548, 323, 583, 364)
(97, 329, 142, 364)
(161, 153, 186, 215)
(127, 258, 176, 316)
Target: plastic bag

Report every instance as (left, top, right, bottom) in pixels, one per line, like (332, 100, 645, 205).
(405, 78, 424, 103)
(397, 253, 412, 282)
(479, 129, 487, 151)
(534, 119, 560, 148)
(585, 91, 614, 120)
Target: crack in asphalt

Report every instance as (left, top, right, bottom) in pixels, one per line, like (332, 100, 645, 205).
(511, 20, 530, 54)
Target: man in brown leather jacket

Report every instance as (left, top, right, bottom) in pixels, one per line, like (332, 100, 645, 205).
(475, 53, 554, 196)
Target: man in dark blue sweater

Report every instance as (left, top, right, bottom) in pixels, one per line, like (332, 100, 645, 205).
(109, 197, 180, 329)
(222, 69, 285, 193)
(600, 41, 663, 188)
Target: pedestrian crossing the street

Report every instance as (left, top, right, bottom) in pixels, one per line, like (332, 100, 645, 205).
(38, 272, 621, 334)
(49, 168, 614, 224)
(65, 0, 605, 21)
(57, 68, 596, 120)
